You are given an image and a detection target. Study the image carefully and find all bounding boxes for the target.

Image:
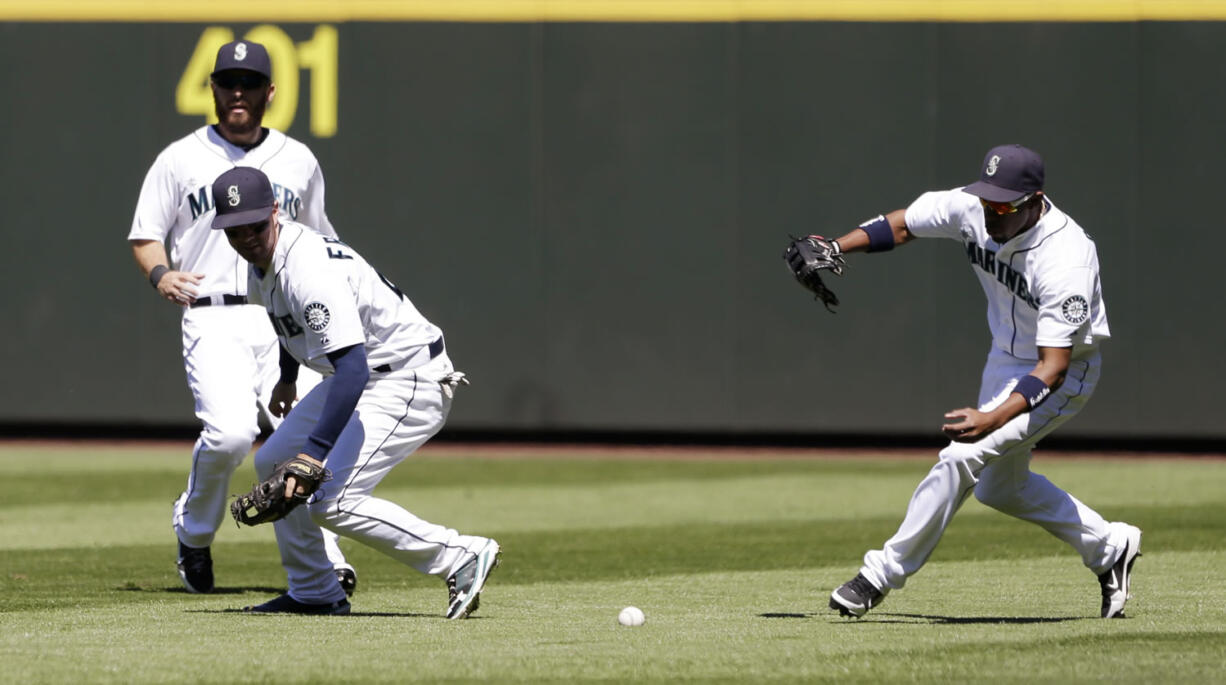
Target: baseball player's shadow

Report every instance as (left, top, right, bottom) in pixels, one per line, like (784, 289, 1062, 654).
(887, 612, 1087, 624)
(194, 609, 454, 618)
(758, 612, 1086, 624)
(139, 585, 287, 595)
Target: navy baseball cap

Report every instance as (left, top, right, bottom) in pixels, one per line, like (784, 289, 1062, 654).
(211, 40, 271, 78)
(963, 144, 1045, 203)
(211, 167, 276, 229)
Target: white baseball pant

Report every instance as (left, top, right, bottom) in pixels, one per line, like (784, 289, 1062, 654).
(860, 346, 1134, 592)
(254, 352, 482, 604)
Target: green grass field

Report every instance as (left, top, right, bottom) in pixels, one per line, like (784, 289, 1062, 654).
(1, 443, 1223, 684)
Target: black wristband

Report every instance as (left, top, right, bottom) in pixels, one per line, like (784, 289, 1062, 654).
(859, 215, 895, 253)
(1013, 374, 1051, 411)
(149, 265, 169, 288)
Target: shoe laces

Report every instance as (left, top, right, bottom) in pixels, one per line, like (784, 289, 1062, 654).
(847, 574, 882, 601)
(180, 546, 211, 573)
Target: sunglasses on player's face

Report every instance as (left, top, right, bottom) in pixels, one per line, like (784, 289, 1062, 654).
(224, 219, 270, 239)
(212, 71, 269, 90)
(980, 193, 1033, 215)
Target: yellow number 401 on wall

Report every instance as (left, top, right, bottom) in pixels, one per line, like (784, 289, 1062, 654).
(176, 24, 338, 138)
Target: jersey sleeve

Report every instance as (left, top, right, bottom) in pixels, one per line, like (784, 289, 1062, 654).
(903, 189, 976, 240)
(288, 247, 364, 363)
(300, 162, 338, 239)
(1033, 265, 1096, 348)
(127, 151, 178, 243)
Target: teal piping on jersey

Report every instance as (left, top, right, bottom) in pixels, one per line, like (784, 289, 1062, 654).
(8, 1, 1226, 22)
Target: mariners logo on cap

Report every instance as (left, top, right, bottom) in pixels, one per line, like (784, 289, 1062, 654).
(985, 155, 1001, 176)
(226, 185, 241, 207)
(304, 302, 331, 333)
(234, 42, 248, 61)
(1060, 295, 1089, 324)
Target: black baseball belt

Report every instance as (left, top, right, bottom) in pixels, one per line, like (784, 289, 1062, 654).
(372, 336, 444, 374)
(189, 294, 248, 308)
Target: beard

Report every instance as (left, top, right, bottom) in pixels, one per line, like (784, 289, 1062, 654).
(213, 96, 267, 137)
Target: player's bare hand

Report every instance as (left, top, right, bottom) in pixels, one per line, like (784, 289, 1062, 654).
(284, 454, 325, 499)
(941, 408, 1001, 443)
(269, 381, 298, 418)
(157, 270, 204, 306)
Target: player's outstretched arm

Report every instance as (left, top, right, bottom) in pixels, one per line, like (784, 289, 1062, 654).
(828, 209, 915, 254)
(131, 239, 204, 306)
(942, 346, 1072, 443)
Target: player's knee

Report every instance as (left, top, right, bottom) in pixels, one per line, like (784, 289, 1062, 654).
(972, 476, 1027, 510)
(937, 443, 985, 480)
(251, 446, 292, 479)
(306, 499, 341, 528)
(198, 423, 258, 459)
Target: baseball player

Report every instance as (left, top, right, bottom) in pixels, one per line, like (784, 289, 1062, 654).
(212, 166, 500, 617)
(799, 144, 1141, 619)
(127, 40, 355, 595)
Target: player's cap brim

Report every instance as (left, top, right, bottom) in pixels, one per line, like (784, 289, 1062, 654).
(963, 181, 1029, 203)
(212, 206, 273, 229)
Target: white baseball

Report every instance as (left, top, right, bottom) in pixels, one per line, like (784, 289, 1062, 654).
(618, 606, 645, 626)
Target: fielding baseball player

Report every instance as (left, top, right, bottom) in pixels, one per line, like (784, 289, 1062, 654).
(785, 144, 1141, 619)
(213, 166, 500, 617)
(127, 40, 355, 595)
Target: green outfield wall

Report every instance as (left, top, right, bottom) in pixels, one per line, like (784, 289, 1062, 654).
(1, 14, 1221, 439)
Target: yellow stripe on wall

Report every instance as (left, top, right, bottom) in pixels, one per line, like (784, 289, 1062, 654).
(5, 0, 1226, 22)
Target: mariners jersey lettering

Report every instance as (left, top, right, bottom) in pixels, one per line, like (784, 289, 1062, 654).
(248, 222, 443, 375)
(904, 189, 1110, 359)
(127, 126, 337, 298)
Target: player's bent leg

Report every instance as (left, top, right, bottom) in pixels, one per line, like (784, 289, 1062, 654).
(975, 459, 1115, 570)
(173, 427, 255, 547)
(177, 308, 264, 544)
(251, 408, 352, 607)
(258, 378, 359, 593)
(858, 442, 985, 592)
(308, 356, 499, 616)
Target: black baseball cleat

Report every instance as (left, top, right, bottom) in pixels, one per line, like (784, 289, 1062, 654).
(829, 573, 887, 618)
(1099, 524, 1142, 618)
(335, 566, 357, 597)
(243, 593, 351, 615)
(176, 541, 214, 594)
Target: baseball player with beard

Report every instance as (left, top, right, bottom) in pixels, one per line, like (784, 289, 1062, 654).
(127, 40, 355, 596)
(818, 144, 1141, 619)
(212, 166, 500, 616)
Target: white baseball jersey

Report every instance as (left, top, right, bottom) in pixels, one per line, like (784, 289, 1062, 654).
(128, 126, 337, 297)
(247, 222, 443, 373)
(904, 189, 1110, 359)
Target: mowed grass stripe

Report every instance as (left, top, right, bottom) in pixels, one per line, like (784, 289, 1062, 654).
(2, 450, 1221, 507)
(1, 554, 1222, 684)
(3, 500, 1221, 611)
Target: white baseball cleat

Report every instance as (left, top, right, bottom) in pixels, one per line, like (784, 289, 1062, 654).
(1099, 524, 1142, 618)
(445, 538, 501, 620)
